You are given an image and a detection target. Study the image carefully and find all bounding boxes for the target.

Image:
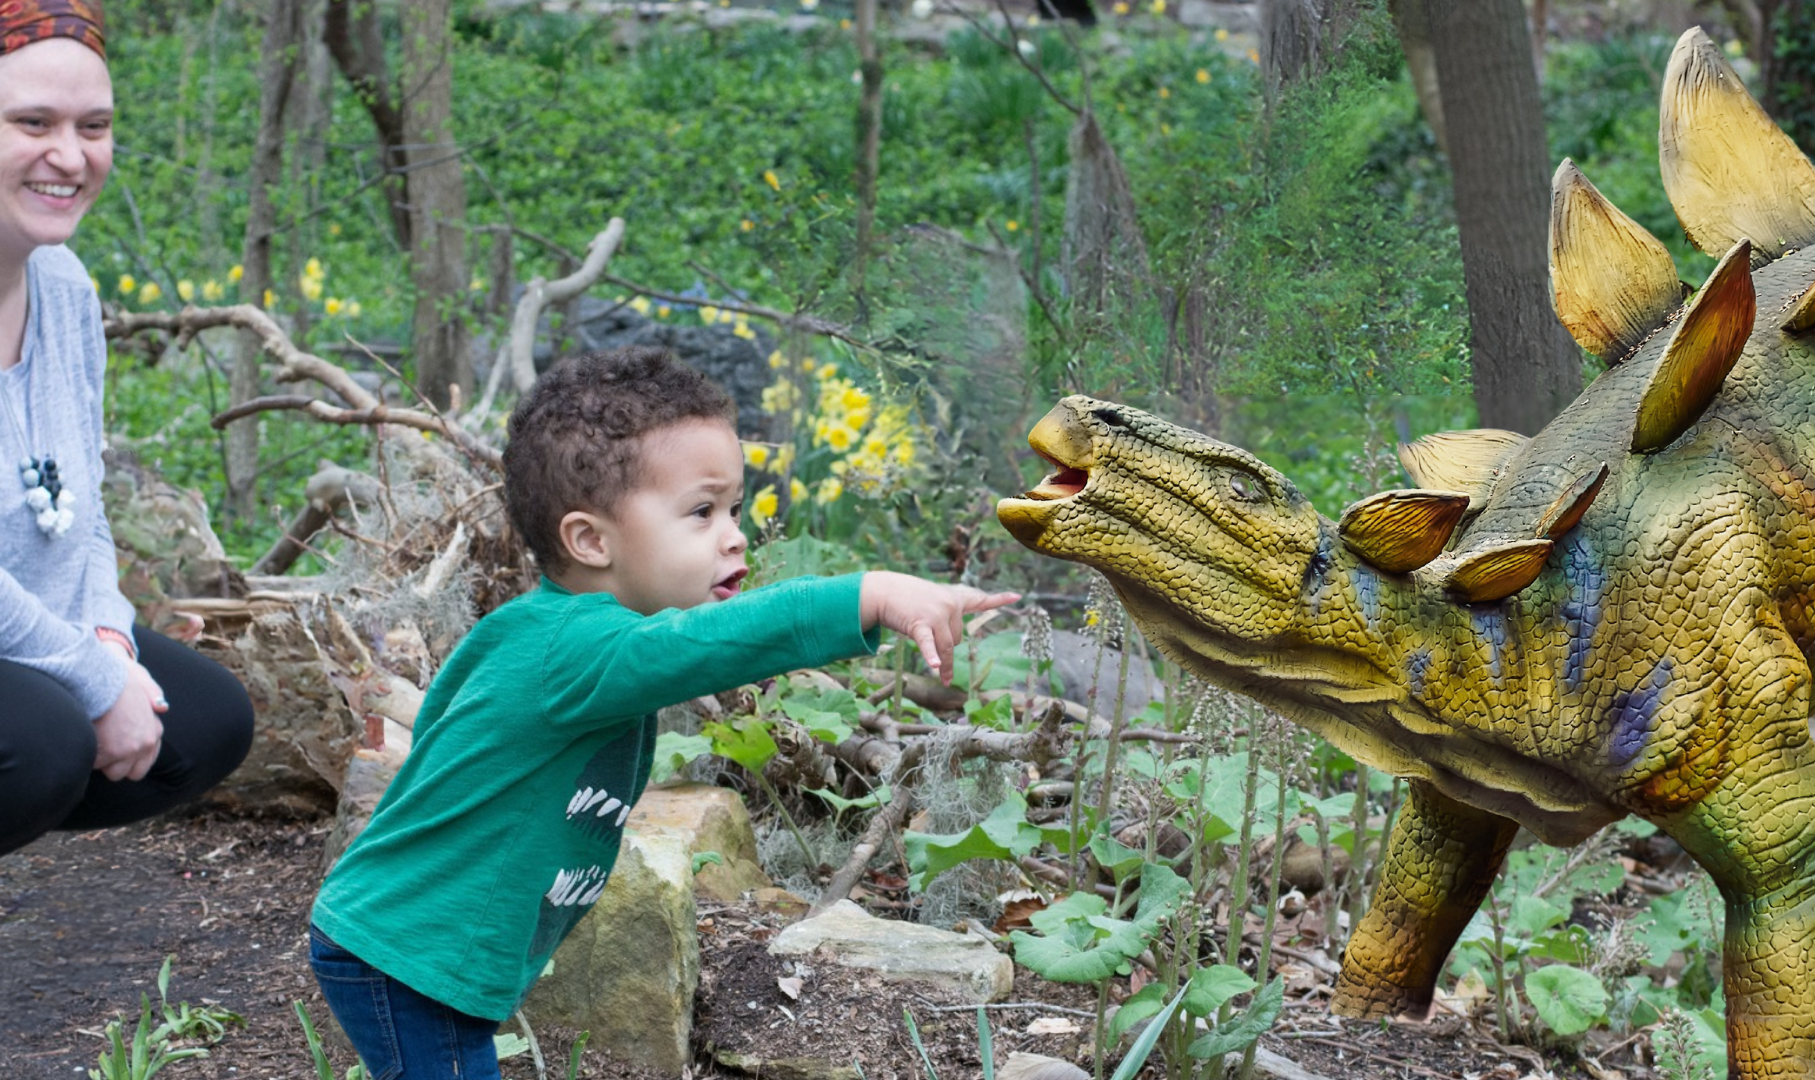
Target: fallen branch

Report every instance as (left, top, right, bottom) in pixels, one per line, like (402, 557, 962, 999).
(501, 218, 626, 396)
(809, 776, 918, 918)
(209, 394, 501, 469)
(251, 464, 383, 576)
(106, 304, 378, 411)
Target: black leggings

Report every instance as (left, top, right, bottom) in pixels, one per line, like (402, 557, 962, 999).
(0, 627, 254, 856)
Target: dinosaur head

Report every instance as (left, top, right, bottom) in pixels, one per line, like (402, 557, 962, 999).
(998, 395, 1324, 648)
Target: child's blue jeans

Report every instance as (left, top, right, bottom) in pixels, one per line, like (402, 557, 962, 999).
(309, 924, 502, 1080)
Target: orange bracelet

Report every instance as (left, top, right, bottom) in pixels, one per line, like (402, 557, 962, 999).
(95, 626, 136, 660)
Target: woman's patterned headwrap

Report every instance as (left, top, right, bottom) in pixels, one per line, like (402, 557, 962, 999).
(0, 0, 105, 61)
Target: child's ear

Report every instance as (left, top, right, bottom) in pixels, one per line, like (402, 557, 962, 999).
(558, 510, 613, 570)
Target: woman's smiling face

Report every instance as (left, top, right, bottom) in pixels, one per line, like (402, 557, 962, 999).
(0, 37, 112, 263)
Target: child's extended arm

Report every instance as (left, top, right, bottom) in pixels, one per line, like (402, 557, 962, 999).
(859, 571, 1019, 684)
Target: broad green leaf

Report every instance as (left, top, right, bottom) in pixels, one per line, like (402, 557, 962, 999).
(963, 693, 1017, 730)
(1182, 964, 1257, 1017)
(1109, 985, 1189, 1080)
(1106, 982, 1170, 1042)
(650, 732, 713, 784)
(1185, 977, 1285, 1059)
(1509, 894, 1569, 937)
(1011, 865, 1188, 985)
(807, 785, 891, 815)
(1088, 832, 1148, 882)
(494, 1033, 532, 1059)
(701, 719, 778, 774)
(949, 632, 1034, 692)
(778, 684, 862, 742)
(1525, 965, 1608, 1036)
(903, 793, 1043, 890)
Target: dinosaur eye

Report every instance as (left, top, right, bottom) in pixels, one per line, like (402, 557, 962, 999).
(1091, 408, 1129, 429)
(1228, 472, 1263, 501)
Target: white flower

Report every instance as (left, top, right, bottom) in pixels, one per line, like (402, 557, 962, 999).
(25, 487, 49, 511)
(911, 0, 933, 16)
(1017, 38, 1036, 57)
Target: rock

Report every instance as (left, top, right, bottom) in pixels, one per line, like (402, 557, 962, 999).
(628, 783, 772, 902)
(713, 1051, 863, 1080)
(999, 1053, 1089, 1080)
(521, 829, 699, 1076)
(769, 899, 1013, 1004)
(1046, 630, 1166, 718)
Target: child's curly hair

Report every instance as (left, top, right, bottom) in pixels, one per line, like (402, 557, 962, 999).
(504, 346, 735, 572)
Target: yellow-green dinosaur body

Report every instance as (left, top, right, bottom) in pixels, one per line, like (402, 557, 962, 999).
(998, 29, 1815, 1078)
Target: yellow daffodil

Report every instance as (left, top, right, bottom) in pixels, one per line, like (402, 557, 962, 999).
(325, 297, 344, 316)
(202, 280, 224, 301)
(305, 257, 323, 278)
(743, 443, 772, 468)
(1196, 68, 1210, 83)
(176, 279, 195, 302)
(1247, 47, 1259, 63)
(1112, 1, 1128, 13)
(328, 222, 341, 236)
(228, 264, 244, 283)
(733, 322, 756, 340)
(701, 305, 720, 325)
(1006, 219, 1020, 232)
(740, 219, 754, 232)
(768, 350, 787, 369)
(845, 407, 871, 431)
(263, 288, 275, 308)
(763, 169, 781, 191)
(117, 273, 136, 295)
(750, 485, 778, 526)
(825, 425, 856, 452)
(894, 442, 916, 466)
(1214, 27, 1228, 41)
(1151, 0, 1165, 12)
(657, 304, 671, 319)
(864, 437, 888, 458)
(801, 358, 817, 373)
(138, 281, 162, 304)
(772, 444, 795, 474)
(841, 386, 870, 410)
(816, 477, 842, 504)
(790, 477, 808, 502)
(470, 274, 485, 292)
(1159, 86, 1171, 99)
(761, 380, 797, 415)
(88, 276, 98, 292)
(1161, 123, 1172, 136)
(816, 362, 838, 380)
(629, 296, 652, 315)
(300, 275, 324, 301)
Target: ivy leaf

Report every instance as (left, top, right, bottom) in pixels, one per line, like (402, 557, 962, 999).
(650, 732, 713, 784)
(903, 792, 1043, 891)
(1106, 982, 1170, 1043)
(1185, 977, 1284, 1059)
(1525, 965, 1608, 1037)
(1181, 964, 1257, 1018)
(701, 718, 778, 774)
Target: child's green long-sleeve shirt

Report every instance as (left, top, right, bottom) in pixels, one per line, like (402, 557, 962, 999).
(312, 573, 876, 1020)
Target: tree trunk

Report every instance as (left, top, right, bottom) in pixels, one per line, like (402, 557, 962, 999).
(1388, 0, 1446, 154)
(1260, 0, 1362, 96)
(1429, 0, 1580, 434)
(400, 0, 472, 410)
(852, 0, 883, 301)
(324, 0, 411, 250)
(228, 0, 308, 519)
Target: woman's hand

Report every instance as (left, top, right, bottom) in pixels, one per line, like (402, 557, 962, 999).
(860, 571, 1020, 684)
(92, 641, 167, 782)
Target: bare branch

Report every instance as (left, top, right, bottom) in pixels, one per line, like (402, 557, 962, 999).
(208, 394, 502, 468)
(106, 305, 379, 411)
(600, 273, 867, 348)
(504, 218, 627, 394)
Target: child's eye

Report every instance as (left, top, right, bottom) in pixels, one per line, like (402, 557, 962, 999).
(691, 504, 713, 519)
(729, 501, 743, 520)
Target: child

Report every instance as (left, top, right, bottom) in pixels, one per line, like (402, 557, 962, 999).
(308, 346, 1016, 1079)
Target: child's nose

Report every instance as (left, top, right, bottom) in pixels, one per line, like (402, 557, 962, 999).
(723, 521, 748, 554)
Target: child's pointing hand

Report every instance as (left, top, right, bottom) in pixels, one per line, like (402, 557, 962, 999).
(860, 571, 1021, 684)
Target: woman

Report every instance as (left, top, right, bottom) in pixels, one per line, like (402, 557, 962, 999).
(0, 1, 252, 856)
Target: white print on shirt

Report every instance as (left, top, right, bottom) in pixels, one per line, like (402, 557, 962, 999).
(565, 785, 632, 827)
(545, 865, 611, 907)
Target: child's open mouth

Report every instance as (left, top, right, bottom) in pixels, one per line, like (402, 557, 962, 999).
(711, 567, 748, 600)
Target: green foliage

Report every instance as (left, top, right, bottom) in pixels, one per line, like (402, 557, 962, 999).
(295, 1002, 368, 1080)
(1009, 864, 1188, 984)
(1184, 977, 1284, 1060)
(88, 996, 209, 1080)
(904, 791, 1051, 891)
(1524, 965, 1608, 1036)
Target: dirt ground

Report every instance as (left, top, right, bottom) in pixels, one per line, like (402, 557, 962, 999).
(0, 806, 1655, 1079)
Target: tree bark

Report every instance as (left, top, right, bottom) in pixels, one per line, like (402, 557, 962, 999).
(1428, 0, 1580, 434)
(324, 0, 411, 250)
(400, 0, 473, 411)
(228, 0, 309, 519)
(1260, 0, 1362, 96)
(1388, 0, 1445, 154)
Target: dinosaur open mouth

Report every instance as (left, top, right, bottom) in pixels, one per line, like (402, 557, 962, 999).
(1023, 453, 1089, 501)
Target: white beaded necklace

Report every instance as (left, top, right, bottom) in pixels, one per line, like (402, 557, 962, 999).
(0, 360, 75, 539)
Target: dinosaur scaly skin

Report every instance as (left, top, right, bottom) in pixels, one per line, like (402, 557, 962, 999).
(999, 29, 1815, 1079)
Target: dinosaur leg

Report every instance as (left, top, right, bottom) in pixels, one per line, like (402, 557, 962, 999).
(1718, 876, 1815, 1080)
(1331, 780, 1519, 1020)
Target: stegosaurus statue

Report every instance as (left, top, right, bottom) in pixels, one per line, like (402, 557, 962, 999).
(998, 29, 1815, 1078)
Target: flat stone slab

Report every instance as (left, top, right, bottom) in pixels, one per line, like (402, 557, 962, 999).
(768, 899, 1013, 1004)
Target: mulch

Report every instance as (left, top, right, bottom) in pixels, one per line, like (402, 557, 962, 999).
(0, 806, 1655, 1079)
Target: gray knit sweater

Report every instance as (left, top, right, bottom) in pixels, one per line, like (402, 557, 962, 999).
(0, 245, 135, 718)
